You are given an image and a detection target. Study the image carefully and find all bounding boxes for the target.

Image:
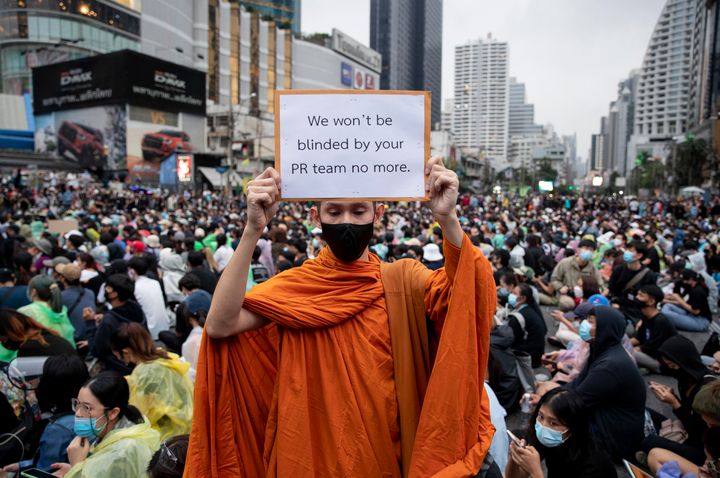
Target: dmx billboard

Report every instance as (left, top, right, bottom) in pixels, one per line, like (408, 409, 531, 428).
(32, 50, 206, 116)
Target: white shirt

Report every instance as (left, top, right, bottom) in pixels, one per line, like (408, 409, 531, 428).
(213, 245, 234, 272)
(133, 275, 170, 340)
(182, 326, 204, 372)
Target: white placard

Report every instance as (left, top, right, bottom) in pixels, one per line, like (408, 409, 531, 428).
(275, 91, 429, 200)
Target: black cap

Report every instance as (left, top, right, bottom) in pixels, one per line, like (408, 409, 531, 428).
(0, 268, 16, 283)
(639, 284, 665, 305)
(681, 269, 699, 281)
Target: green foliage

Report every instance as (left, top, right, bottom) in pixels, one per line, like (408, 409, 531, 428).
(536, 157, 558, 182)
(673, 137, 712, 187)
(629, 158, 665, 191)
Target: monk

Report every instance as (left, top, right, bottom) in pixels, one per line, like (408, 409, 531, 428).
(186, 156, 497, 477)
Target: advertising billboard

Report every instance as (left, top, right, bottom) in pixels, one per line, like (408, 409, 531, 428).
(32, 50, 206, 115)
(341, 62, 353, 87)
(331, 28, 382, 73)
(126, 106, 204, 180)
(34, 105, 128, 173)
(177, 154, 193, 183)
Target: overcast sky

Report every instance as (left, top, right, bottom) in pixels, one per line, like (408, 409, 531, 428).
(302, 0, 667, 160)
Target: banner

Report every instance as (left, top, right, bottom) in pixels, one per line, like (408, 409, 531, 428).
(275, 90, 430, 201)
(32, 50, 206, 115)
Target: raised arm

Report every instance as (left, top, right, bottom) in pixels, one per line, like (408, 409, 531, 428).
(205, 168, 280, 338)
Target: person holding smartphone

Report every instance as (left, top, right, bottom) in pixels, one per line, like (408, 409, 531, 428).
(50, 372, 159, 478)
(505, 387, 617, 478)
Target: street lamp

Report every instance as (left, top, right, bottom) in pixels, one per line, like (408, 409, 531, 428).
(226, 93, 257, 190)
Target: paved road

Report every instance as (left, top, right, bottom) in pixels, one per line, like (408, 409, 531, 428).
(502, 306, 709, 478)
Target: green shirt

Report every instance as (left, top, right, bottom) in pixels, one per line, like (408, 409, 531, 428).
(17, 302, 76, 347)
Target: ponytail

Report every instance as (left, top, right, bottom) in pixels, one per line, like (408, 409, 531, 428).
(84, 372, 144, 425)
(28, 275, 64, 313)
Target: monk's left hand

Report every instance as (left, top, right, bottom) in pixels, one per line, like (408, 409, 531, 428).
(424, 156, 459, 221)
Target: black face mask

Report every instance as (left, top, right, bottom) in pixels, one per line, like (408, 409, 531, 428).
(321, 222, 374, 263)
(2, 339, 22, 351)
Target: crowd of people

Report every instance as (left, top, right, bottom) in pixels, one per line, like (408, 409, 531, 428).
(0, 169, 718, 477)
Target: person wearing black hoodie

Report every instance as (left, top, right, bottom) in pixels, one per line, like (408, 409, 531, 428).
(641, 335, 715, 467)
(90, 273, 148, 374)
(567, 305, 647, 461)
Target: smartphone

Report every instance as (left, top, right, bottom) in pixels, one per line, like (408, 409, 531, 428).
(507, 430, 523, 446)
(21, 469, 58, 478)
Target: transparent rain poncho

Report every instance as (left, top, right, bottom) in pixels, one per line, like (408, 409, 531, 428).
(65, 418, 160, 478)
(127, 353, 194, 441)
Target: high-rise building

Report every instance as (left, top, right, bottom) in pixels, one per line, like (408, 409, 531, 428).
(441, 97, 453, 132)
(509, 78, 542, 136)
(590, 116, 608, 172)
(605, 70, 640, 176)
(628, 0, 696, 165)
(451, 35, 509, 168)
(0, 1, 142, 95)
(370, 0, 443, 127)
(239, 0, 301, 34)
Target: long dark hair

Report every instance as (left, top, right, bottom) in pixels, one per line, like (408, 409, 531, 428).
(0, 308, 53, 347)
(37, 354, 89, 414)
(526, 387, 593, 463)
(111, 322, 168, 363)
(517, 283, 543, 320)
(83, 372, 143, 424)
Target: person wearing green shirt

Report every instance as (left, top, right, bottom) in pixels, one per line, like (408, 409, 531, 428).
(17, 275, 76, 348)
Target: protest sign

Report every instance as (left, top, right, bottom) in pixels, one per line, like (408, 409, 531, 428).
(274, 90, 430, 201)
(48, 219, 79, 235)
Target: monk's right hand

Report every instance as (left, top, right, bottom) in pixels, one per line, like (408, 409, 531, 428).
(246, 167, 281, 233)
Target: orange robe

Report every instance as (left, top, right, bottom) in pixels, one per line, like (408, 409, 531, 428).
(186, 235, 496, 477)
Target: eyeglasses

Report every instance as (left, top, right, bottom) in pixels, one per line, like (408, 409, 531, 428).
(71, 398, 107, 416)
(705, 459, 719, 475)
(157, 440, 180, 472)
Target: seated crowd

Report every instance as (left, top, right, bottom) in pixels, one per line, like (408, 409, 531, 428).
(0, 174, 719, 477)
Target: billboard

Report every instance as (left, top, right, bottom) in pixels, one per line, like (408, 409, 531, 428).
(32, 50, 206, 116)
(331, 28, 381, 73)
(341, 63, 352, 87)
(35, 105, 128, 173)
(126, 106, 204, 180)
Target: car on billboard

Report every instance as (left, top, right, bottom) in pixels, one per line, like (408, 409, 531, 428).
(141, 130, 192, 161)
(57, 121, 107, 172)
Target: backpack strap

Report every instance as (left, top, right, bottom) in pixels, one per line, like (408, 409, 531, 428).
(509, 311, 528, 340)
(623, 268, 650, 292)
(66, 288, 87, 316)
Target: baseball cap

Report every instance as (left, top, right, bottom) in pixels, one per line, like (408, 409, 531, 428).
(129, 241, 145, 253)
(43, 255, 71, 268)
(0, 268, 16, 283)
(55, 263, 81, 282)
(564, 302, 595, 320)
(184, 290, 212, 316)
(587, 294, 610, 307)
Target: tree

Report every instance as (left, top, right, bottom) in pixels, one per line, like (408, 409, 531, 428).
(672, 136, 713, 187)
(535, 157, 558, 182)
(629, 156, 665, 193)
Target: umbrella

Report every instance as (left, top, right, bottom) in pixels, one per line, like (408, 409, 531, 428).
(680, 186, 705, 196)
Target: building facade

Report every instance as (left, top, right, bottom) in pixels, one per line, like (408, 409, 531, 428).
(508, 77, 542, 136)
(369, 0, 442, 127)
(628, 0, 696, 165)
(0, 0, 142, 95)
(239, 0, 300, 33)
(452, 35, 509, 169)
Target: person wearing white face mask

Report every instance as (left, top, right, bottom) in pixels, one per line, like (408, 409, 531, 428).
(532, 306, 647, 461)
(505, 387, 617, 478)
(542, 240, 601, 306)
